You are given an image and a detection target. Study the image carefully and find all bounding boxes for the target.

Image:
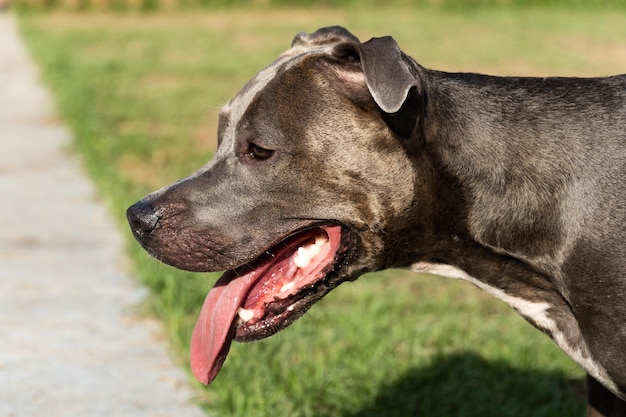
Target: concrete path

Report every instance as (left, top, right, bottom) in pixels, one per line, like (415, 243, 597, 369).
(0, 13, 206, 417)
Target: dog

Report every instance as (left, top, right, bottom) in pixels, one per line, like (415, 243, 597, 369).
(127, 26, 625, 416)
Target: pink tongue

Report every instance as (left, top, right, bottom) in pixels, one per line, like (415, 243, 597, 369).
(190, 268, 261, 384)
(188, 226, 342, 384)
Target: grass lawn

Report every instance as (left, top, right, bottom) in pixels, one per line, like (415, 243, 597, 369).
(19, 8, 626, 416)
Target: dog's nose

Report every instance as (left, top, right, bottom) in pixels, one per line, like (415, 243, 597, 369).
(126, 201, 160, 239)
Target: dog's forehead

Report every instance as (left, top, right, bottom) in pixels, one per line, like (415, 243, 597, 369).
(217, 42, 338, 146)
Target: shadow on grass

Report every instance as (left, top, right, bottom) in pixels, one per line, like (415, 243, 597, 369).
(347, 352, 586, 417)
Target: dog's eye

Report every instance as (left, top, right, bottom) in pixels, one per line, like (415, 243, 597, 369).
(245, 143, 275, 160)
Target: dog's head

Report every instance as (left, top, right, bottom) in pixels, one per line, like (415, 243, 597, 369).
(127, 26, 439, 384)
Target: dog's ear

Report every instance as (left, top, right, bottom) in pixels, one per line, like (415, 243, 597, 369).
(358, 36, 419, 114)
(327, 36, 421, 138)
(292, 26, 360, 48)
(297, 30, 418, 115)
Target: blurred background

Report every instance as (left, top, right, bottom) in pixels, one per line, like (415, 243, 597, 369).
(6, 1, 626, 416)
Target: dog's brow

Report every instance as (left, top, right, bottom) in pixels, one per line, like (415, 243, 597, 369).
(217, 53, 306, 147)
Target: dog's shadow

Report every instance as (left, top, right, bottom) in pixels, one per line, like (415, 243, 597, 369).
(344, 352, 586, 417)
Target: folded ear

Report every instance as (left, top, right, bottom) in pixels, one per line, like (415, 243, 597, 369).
(292, 26, 360, 48)
(358, 36, 419, 114)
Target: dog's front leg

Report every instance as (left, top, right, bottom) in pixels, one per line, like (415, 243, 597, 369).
(587, 375, 626, 417)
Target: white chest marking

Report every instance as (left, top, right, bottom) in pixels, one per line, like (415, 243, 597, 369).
(410, 263, 554, 328)
(409, 262, 622, 397)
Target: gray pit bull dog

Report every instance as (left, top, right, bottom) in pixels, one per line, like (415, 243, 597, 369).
(127, 26, 625, 416)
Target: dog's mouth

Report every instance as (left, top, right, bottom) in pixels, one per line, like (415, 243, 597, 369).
(190, 224, 350, 385)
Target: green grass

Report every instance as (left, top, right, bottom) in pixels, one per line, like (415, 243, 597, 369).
(18, 8, 626, 416)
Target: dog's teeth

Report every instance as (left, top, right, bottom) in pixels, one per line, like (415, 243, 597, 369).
(293, 247, 310, 268)
(237, 307, 255, 323)
(280, 281, 295, 293)
(293, 243, 322, 268)
(315, 234, 329, 246)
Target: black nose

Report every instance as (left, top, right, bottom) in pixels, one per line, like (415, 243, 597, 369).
(126, 201, 160, 239)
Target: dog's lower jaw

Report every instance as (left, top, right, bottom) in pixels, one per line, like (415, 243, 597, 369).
(234, 288, 327, 342)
